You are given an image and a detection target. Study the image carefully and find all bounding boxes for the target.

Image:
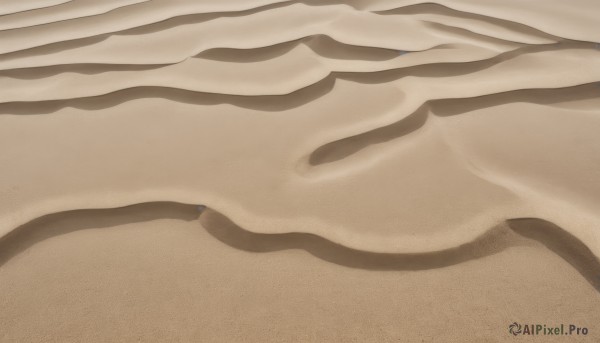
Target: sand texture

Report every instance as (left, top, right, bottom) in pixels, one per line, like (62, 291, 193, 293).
(0, 0, 599, 341)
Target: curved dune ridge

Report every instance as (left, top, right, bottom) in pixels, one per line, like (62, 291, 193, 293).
(2, 203, 600, 341)
(1, 0, 600, 263)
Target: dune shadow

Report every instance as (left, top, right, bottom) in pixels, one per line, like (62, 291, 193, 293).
(0, 203, 517, 272)
(508, 218, 600, 292)
(431, 83, 600, 116)
(199, 35, 401, 64)
(200, 208, 520, 271)
(306, 66, 599, 167)
(304, 35, 402, 62)
(309, 103, 427, 165)
(203, 210, 600, 291)
(0, 63, 165, 79)
(1, 38, 594, 118)
(198, 39, 301, 63)
(0, 35, 110, 63)
(0, 75, 336, 115)
(119, 1, 293, 36)
(0, 203, 598, 292)
(377, 3, 558, 42)
(0, 0, 73, 17)
(0, 1, 292, 58)
(335, 42, 583, 85)
(0, 202, 199, 268)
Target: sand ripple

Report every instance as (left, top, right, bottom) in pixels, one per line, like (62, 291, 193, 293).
(1, 0, 600, 259)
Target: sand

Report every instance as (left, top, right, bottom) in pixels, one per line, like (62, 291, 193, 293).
(0, 0, 599, 341)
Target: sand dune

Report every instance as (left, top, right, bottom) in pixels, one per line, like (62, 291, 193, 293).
(0, 41, 520, 101)
(1, 204, 599, 341)
(0, 3, 532, 70)
(2, 48, 599, 253)
(1, 0, 599, 341)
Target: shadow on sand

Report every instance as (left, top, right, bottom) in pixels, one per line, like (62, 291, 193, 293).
(0, 202, 598, 292)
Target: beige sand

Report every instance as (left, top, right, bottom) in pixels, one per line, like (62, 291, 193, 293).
(0, 0, 599, 341)
(1, 204, 599, 342)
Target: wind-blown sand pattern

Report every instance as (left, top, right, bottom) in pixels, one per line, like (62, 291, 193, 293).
(1, 0, 599, 341)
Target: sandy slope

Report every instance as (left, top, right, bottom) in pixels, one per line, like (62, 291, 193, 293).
(0, 0, 599, 341)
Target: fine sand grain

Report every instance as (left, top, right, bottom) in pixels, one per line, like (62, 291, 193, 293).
(0, 0, 599, 341)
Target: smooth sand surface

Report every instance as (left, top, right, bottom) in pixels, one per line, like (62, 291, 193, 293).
(0, 0, 599, 341)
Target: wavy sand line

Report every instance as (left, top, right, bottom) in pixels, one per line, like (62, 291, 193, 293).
(0, 79, 518, 254)
(0, 0, 71, 16)
(1, 40, 592, 104)
(2, 47, 590, 253)
(1, 201, 599, 341)
(3, 45, 595, 113)
(1, 202, 599, 294)
(2, 44, 592, 112)
(318, 0, 600, 42)
(0, 0, 581, 55)
(0, 76, 338, 115)
(297, 47, 600, 177)
(0, 41, 525, 102)
(0, 31, 520, 71)
(0, 0, 292, 53)
(378, 4, 558, 46)
(1, 0, 599, 271)
(0, 0, 148, 31)
(0, 3, 534, 69)
(0, 90, 599, 256)
(310, 83, 600, 165)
